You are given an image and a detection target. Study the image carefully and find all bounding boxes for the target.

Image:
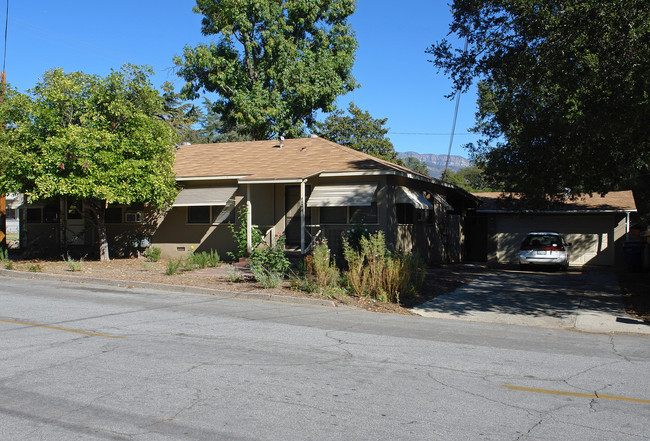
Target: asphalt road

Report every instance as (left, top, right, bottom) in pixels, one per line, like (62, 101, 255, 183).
(1, 277, 649, 440)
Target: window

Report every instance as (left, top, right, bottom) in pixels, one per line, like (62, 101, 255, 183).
(43, 203, 59, 223)
(350, 203, 378, 224)
(320, 206, 347, 224)
(188, 206, 210, 224)
(105, 207, 123, 223)
(212, 205, 235, 224)
(26, 208, 42, 223)
(396, 203, 414, 224)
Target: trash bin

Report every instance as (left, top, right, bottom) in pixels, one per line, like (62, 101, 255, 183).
(623, 241, 644, 272)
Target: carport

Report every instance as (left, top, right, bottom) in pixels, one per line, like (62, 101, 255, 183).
(467, 191, 637, 267)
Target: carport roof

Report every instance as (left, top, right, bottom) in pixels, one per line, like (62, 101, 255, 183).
(474, 190, 637, 213)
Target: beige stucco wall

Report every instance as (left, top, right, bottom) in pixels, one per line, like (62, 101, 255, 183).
(491, 213, 627, 266)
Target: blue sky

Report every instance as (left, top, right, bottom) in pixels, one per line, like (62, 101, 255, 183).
(5, 0, 480, 157)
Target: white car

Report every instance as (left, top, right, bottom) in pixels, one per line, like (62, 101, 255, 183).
(519, 232, 570, 271)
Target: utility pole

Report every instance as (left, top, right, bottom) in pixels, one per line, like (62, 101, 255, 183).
(0, 71, 5, 253)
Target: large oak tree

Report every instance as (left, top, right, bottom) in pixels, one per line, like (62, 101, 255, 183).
(174, 0, 358, 141)
(427, 0, 650, 205)
(0, 65, 178, 261)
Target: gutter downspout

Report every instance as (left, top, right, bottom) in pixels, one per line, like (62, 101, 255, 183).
(626, 211, 631, 241)
(246, 184, 252, 254)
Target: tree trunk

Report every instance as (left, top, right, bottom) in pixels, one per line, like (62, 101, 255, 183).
(87, 199, 110, 262)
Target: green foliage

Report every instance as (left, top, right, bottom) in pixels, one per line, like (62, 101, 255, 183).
(175, 0, 358, 140)
(64, 255, 83, 272)
(0, 64, 178, 260)
(143, 247, 162, 262)
(427, 0, 650, 203)
(226, 266, 243, 282)
(186, 250, 210, 269)
(341, 224, 371, 253)
(165, 259, 182, 275)
(251, 266, 283, 289)
(310, 239, 340, 289)
(402, 157, 430, 176)
(227, 206, 263, 261)
(316, 103, 402, 163)
(442, 165, 496, 193)
(342, 231, 425, 303)
(206, 249, 220, 267)
(249, 234, 290, 283)
(1, 249, 12, 269)
(28, 264, 42, 273)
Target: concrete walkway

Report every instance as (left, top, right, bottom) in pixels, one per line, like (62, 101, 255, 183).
(412, 269, 650, 335)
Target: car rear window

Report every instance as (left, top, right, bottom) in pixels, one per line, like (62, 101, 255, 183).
(523, 234, 563, 247)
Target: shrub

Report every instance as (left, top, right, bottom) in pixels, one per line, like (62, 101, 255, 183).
(28, 264, 42, 273)
(65, 255, 83, 272)
(249, 234, 290, 276)
(251, 266, 283, 289)
(165, 259, 182, 275)
(143, 247, 162, 262)
(342, 231, 425, 303)
(206, 250, 220, 267)
(227, 205, 263, 261)
(187, 251, 210, 269)
(227, 266, 243, 282)
(310, 239, 339, 289)
(4, 260, 14, 270)
(341, 223, 371, 254)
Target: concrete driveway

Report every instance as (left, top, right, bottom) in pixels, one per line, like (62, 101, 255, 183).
(412, 269, 650, 335)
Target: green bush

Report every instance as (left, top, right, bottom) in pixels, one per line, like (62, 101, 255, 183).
(207, 250, 220, 267)
(251, 266, 283, 289)
(4, 260, 14, 270)
(28, 264, 42, 273)
(144, 247, 162, 262)
(165, 259, 182, 275)
(342, 231, 425, 303)
(227, 266, 243, 282)
(187, 251, 209, 269)
(65, 255, 83, 272)
(249, 234, 290, 276)
(310, 239, 339, 289)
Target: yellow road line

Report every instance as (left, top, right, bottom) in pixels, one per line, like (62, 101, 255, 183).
(503, 385, 650, 404)
(0, 318, 128, 339)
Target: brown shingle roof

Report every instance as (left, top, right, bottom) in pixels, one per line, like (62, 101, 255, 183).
(174, 137, 430, 181)
(474, 191, 637, 212)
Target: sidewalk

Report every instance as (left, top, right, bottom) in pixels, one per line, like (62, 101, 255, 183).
(411, 269, 650, 335)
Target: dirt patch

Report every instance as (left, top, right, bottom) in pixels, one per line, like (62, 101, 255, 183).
(2, 258, 487, 314)
(619, 271, 650, 324)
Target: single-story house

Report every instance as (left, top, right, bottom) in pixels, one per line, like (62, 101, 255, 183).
(16, 137, 479, 262)
(152, 137, 479, 263)
(465, 191, 638, 267)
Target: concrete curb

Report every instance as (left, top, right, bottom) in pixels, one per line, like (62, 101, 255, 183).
(0, 268, 337, 308)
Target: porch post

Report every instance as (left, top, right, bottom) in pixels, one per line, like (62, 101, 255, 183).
(246, 184, 252, 254)
(300, 180, 306, 254)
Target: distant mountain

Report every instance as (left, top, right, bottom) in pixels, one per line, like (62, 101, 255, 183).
(397, 152, 471, 178)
